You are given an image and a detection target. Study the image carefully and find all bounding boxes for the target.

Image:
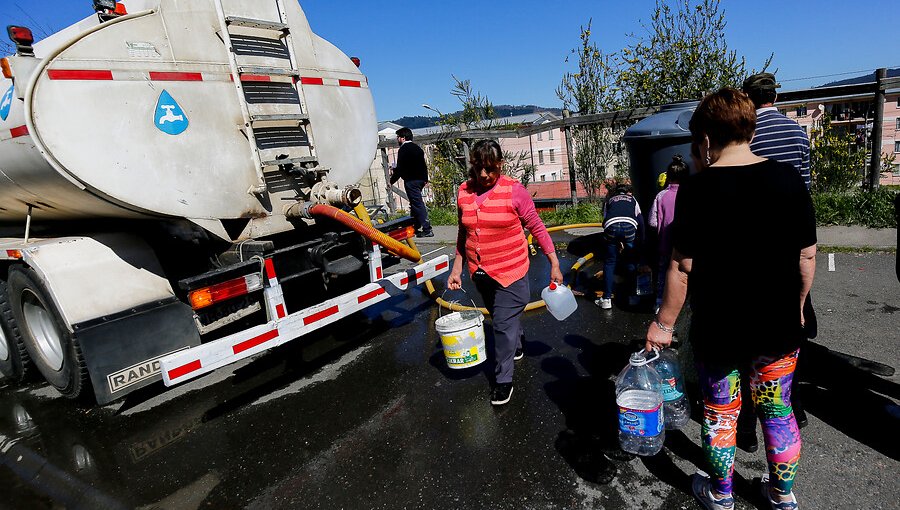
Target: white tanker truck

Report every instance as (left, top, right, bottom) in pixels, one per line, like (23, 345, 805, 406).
(0, 0, 447, 404)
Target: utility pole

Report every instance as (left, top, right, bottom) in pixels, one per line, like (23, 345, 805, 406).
(379, 135, 395, 213)
(868, 68, 886, 190)
(562, 109, 578, 205)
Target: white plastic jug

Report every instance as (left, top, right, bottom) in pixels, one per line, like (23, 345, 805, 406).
(541, 283, 577, 321)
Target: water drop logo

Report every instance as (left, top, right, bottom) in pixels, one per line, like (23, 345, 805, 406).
(154, 90, 189, 135)
(0, 85, 13, 122)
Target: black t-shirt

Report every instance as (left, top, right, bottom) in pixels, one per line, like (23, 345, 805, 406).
(672, 159, 816, 364)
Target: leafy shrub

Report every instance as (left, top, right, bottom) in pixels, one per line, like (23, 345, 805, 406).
(812, 188, 898, 228)
(428, 206, 458, 226)
(539, 202, 603, 226)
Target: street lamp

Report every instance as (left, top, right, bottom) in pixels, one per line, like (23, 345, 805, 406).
(422, 103, 444, 118)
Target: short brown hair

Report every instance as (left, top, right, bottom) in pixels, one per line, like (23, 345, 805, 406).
(689, 88, 756, 149)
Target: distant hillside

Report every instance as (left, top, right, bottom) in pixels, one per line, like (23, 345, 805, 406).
(390, 104, 562, 129)
(820, 68, 900, 87)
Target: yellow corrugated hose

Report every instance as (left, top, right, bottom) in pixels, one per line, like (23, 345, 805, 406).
(351, 207, 601, 315)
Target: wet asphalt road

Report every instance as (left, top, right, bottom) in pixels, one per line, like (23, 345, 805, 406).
(0, 248, 898, 510)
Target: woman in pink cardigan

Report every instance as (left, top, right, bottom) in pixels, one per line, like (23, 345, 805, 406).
(448, 139, 562, 406)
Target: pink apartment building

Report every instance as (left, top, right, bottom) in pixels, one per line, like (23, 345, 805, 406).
(776, 77, 900, 186)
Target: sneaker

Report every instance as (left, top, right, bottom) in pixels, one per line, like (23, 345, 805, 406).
(691, 473, 734, 510)
(490, 383, 513, 406)
(759, 474, 799, 509)
(595, 298, 612, 310)
(514, 348, 524, 361)
(416, 230, 434, 238)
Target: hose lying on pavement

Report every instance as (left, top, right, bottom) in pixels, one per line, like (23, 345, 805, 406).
(346, 208, 601, 315)
(410, 227, 601, 316)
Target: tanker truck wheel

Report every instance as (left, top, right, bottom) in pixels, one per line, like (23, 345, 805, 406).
(8, 267, 88, 400)
(0, 277, 33, 382)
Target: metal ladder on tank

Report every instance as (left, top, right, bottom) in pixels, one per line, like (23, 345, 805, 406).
(213, 0, 320, 195)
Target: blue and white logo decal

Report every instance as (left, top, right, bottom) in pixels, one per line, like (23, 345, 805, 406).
(154, 90, 189, 135)
(0, 85, 14, 122)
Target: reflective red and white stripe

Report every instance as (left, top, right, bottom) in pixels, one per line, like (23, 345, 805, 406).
(0, 125, 29, 141)
(45, 68, 369, 88)
(368, 242, 383, 282)
(160, 255, 450, 386)
(262, 258, 287, 320)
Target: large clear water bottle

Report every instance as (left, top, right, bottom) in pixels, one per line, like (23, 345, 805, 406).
(652, 348, 691, 430)
(616, 350, 665, 456)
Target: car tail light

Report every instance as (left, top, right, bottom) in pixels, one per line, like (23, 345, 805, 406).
(114, 3, 128, 15)
(189, 274, 264, 310)
(5, 250, 23, 259)
(388, 225, 416, 242)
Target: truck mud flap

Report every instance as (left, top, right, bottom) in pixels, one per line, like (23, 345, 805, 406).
(74, 298, 201, 405)
(160, 256, 449, 387)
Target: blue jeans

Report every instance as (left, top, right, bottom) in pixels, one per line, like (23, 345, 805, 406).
(603, 223, 637, 299)
(404, 180, 432, 233)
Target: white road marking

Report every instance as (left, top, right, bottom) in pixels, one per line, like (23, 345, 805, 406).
(828, 253, 835, 272)
(421, 247, 445, 258)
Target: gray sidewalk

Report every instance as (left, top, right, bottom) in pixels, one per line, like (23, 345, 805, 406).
(416, 224, 897, 250)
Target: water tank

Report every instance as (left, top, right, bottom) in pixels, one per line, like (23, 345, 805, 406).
(0, 0, 377, 240)
(623, 102, 697, 211)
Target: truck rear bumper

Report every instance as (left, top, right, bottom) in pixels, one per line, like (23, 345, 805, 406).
(160, 255, 449, 387)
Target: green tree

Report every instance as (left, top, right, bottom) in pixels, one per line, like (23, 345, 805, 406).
(428, 76, 534, 205)
(618, 0, 768, 107)
(557, 20, 625, 199)
(558, 1, 770, 198)
(810, 116, 866, 193)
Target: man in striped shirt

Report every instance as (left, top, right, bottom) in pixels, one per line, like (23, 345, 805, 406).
(743, 72, 812, 189)
(738, 73, 814, 452)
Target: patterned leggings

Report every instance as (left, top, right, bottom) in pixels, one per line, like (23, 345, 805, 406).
(698, 349, 802, 496)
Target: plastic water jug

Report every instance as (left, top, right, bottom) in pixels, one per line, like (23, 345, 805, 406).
(651, 348, 690, 430)
(541, 283, 577, 321)
(616, 350, 665, 456)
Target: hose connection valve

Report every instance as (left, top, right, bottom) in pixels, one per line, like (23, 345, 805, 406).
(312, 181, 362, 208)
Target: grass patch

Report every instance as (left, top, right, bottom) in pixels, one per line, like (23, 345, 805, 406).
(539, 202, 603, 227)
(818, 245, 896, 254)
(812, 188, 898, 228)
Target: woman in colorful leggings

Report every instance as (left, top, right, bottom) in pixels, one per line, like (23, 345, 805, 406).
(646, 88, 816, 510)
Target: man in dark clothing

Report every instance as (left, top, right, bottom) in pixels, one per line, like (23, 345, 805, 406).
(390, 127, 433, 237)
(738, 73, 814, 451)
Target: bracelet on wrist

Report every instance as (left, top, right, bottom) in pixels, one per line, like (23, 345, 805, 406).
(654, 320, 675, 334)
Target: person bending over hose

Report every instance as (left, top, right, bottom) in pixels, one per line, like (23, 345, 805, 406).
(645, 88, 816, 510)
(448, 139, 563, 406)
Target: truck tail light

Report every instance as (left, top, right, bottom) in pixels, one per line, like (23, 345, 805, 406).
(189, 274, 263, 310)
(7, 26, 33, 46)
(92, 0, 117, 12)
(6, 26, 34, 57)
(388, 225, 416, 242)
